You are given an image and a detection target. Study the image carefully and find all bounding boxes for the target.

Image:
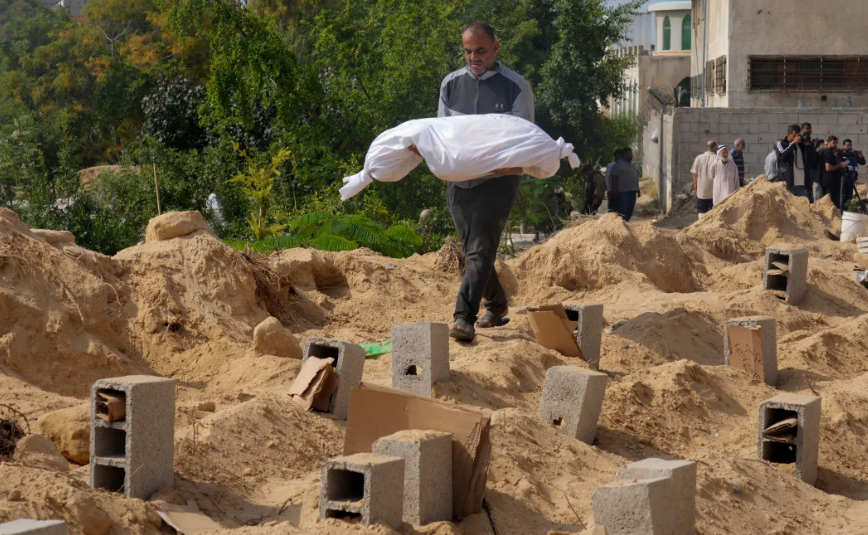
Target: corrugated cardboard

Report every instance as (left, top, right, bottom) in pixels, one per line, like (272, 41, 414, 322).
(343, 383, 492, 519)
(288, 357, 339, 411)
(725, 324, 765, 382)
(96, 391, 126, 422)
(527, 304, 585, 359)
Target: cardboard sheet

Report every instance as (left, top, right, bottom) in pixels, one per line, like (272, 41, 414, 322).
(343, 383, 491, 519)
(771, 261, 789, 273)
(289, 357, 339, 411)
(726, 325, 765, 382)
(527, 304, 585, 359)
(96, 391, 126, 422)
(763, 417, 798, 442)
(156, 503, 221, 534)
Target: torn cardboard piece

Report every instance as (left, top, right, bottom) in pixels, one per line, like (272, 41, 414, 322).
(96, 391, 126, 422)
(771, 261, 789, 273)
(763, 417, 798, 442)
(725, 324, 765, 383)
(289, 357, 340, 411)
(343, 383, 491, 520)
(156, 502, 221, 534)
(527, 304, 586, 360)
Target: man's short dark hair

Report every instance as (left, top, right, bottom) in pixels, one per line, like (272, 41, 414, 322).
(787, 124, 801, 135)
(828, 135, 839, 142)
(801, 122, 812, 129)
(464, 21, 496, 42)
(622, 147, 632, 154)
(844, 138, 853, 145)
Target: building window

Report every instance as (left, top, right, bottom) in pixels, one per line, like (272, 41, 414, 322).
(715, 56, 727, 94)
(662, 17, 671, 51)
(682, 15, 692, 50)
(750, 56, 868, 90)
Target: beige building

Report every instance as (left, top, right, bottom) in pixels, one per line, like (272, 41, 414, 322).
(691, 0, 868, 108)
(611, 2, 693, 119)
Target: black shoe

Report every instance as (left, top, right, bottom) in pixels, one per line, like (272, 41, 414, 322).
(449, 318, 475, 341)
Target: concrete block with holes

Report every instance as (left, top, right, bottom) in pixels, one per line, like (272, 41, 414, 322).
(303, 338, 366, 420)
(592, 477, 674, 535)
(723, 316, 777, 386)
(372, 430, 452, 525)
(757, 393, 821, 485)
(390, 322, 449, 397)
(0, 520, 67, 535)
(319, 453, 405, 528)
(616, 458, 696, 534)
(89, 375, 176, 499)
(538, 366, 608, 444)
(763, 248, 809, 305)
(565, 304, 604, 370)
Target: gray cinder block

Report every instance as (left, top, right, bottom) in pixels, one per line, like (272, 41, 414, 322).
(758, 393, 821, 485)
(763, 248, 808, 305)
(592, 477, 674, 535)
(724, 316, 777, 386)
(616, 458, 696, 535)
(303, 338, 365, 420)
(538, 366, 608, 444)
(372, 430, 452, 525)
(0, 520, 66, 535)
(390, 322, 449, 397)
(320, 453, 405, 529)
(566, 304, 604, 370)
(89, 375, 176, 499)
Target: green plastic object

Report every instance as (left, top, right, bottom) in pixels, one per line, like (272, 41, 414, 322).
(360, 339, 392, 358)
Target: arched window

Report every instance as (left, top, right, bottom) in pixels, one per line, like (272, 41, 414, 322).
(663, 17, 671, 51)
(682, 15, 692, 50)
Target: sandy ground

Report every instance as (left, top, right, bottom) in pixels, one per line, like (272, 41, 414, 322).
(1, 178, 868, 534)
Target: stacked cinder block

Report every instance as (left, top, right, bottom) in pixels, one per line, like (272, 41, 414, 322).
(723, 316, 778, 386)
(538, 366, 608, 444)
(592, 477, 673, 535)
(565, 304, 604, 370)
(320, 453, 405, 528)
(758, 393, 821, 485)
(763, 248, 809, 305)
(372, 430, 453, 525)
(616, 458, 697, 534)
(0, 520, 66, 535)
(391, 322, 449, 397)
(303, 338, 366, 420)
(89, 375, 176, 499)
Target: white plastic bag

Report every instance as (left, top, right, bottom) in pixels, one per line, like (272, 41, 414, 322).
(339, 114, 580, 201)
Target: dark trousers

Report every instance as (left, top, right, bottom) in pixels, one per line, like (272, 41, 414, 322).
(617, 191, 638, 221)
(447, 176, 521, 324)
(697, 197, 713, 215)
(842, 177, 856, 210)
(790, 185, 811, 200)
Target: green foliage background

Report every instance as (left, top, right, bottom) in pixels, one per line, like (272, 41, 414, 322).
(0, 0, 641, 256)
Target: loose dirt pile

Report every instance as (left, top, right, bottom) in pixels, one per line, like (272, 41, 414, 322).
(1, 177, 868, 534)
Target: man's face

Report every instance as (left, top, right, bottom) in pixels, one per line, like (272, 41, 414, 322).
(719, 148, 729, 160)
(844, 141, 853, 151)
(736, 141, 745, 151)
(623, 150, 633, 162)
(829, 140, 839, 150)
(787, 131, 797, 142)
(802, 125, 812, 137)
(463, 30, 499, 76)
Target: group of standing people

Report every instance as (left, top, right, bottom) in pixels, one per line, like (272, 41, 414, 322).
(691, 139, 744, 216)
(763, 123, 864, 210)
(582, 147, 642, 222)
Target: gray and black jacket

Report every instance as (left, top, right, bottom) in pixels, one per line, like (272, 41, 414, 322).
(438, 62, 535, 188)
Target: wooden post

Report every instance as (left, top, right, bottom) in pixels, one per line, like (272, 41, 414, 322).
(152, 162, 162, 215)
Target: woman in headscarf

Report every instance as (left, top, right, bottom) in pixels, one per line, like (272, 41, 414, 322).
(711, 144, 740, 206)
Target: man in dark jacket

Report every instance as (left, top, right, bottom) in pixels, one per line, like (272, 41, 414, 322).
(840, 139, 866, 209)
(823, 136, 850, 209)
(776, 124, 812, 199)
(434, 21, 534, 341)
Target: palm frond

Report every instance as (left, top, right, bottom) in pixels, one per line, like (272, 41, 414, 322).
(384, 224, 423, 247)
(289, 211, 334, 229)
(312, 234, 358, 252)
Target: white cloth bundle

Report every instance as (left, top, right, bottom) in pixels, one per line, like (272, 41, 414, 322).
(339, 114, 581, 201)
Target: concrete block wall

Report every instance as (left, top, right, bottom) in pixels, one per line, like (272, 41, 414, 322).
(0, 520, 66, 535)
(320, 453, 405, 528)
(372, 430, 453, 525)
(89, 375, 176, 500)
(303, 338, 366, 420)
(758, 393, 822, 485)
(646, 107, 868, 213)
(391, 322, 450, 398)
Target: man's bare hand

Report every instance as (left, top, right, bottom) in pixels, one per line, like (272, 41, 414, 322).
(408, 145, 421, 156)
(490, 167, 523, 176)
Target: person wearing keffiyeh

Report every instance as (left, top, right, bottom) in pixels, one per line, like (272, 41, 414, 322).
(711, 144, 740, 206)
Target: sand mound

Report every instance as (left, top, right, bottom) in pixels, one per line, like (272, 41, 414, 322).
(145, 210, 212, 242)
(510, 213, 695, 297)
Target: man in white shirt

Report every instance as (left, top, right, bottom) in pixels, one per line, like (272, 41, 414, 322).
(691, 140, 718, 216)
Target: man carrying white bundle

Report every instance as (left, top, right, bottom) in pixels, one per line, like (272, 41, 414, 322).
(417, 21, 534, 341)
